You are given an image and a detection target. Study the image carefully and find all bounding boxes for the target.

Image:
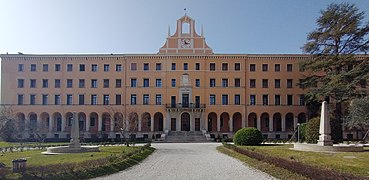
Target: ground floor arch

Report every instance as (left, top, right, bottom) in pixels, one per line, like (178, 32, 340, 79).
(78, 112, 86, 131)
(248, 113, 257, 128)
(273, 113, 282, 132)
(208, 112, 217, 132)
(260, 113, 269, 132)
(17, 113, 26, 131)
(285, 113, 294, 132)
(181, 112, 190, 131)
(233, 112, 242, 132)
(220, 112, 230, 132)
(154, 112, 163, 131)
(141, 112, 151, 132)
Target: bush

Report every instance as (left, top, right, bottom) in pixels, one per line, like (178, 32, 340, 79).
(299, 123, 307, 142)
(233, 127, 263, 146)
(306, 117, 320, 143)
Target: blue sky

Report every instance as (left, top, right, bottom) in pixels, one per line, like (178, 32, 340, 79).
(0, 0, 369, 55)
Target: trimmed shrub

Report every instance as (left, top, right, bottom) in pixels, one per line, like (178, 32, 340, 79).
(233, 127, 263, 146)
(306, 117, 320, 143)
(299, 123, 307, 142)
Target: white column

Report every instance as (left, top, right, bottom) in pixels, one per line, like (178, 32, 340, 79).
(257, 118, 261, 131)
(177, 113, 181, 131)
(138, 116, 142, 132)
(110, 116, 115, 132)
(61, 115, 65, 132)
(49, 116, 54, 132)
(205, 116, 209, 131)
(165, 113, 170, 131)
(98, 116, 102, 132)
(294, 117, 298, 129)
(190, 114, 195, 131)
(217, 117, 221, 132)
(229, 117, 233, 132)
(281, 117, 286, 132)
(86, 115, 90, 132)
(269, 118, 273, 132)
(150, 116, 154, 132)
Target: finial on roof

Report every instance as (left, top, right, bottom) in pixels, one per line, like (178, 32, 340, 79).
(168, 25, 171, 37)
(201, 25, 204, 37)
(184, 8, 187, 15)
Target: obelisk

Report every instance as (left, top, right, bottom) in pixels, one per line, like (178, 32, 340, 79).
(69, 112, 81, 148)
(317, 101, 333, 146)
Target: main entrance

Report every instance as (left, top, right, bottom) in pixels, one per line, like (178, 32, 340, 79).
(181, 112, 190, 131)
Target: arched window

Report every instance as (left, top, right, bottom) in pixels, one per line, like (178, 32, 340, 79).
(182, 22, 190, 34)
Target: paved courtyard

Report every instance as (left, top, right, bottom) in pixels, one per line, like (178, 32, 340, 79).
(94, 143, 276, 180)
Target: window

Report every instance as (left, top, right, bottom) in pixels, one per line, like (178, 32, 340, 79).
(222, 79, 228, 87)
(143, 78, 149, 87)
(262, 79, 268, 88)
(103, 95, 109, 105)
(91, 64, 98, 72)
(43, 64, 48, 72)
(287, 95, 293, 105)
(222, 95, 228, 105)
(55, 95, 61, 105)
(67, 79, 73, 88)
(156, 94, 162, 105)
(104, 64, 109, 72)
(299, 95, 305, 106)
(131, 94, 137, 105)
(156, 79, 162, 87)
(235, 63, 241, 71)
(55, 64, 61, 71)
(42, 79, 48, 88)
(18, 94, 24, 105)
(91, 79, 98, 88)
(67, 64, 73, 72)
(171, 63, 176, 70)
(250, 64, 256, 72)
(275, 95, 281, 105)
(143, 94, 149, 105)
(156, 63, 161, 71)
(79, 79, 85, 88)
(79, 94, 84, 105)
(116, 94, 121, 105)
(171, 79, 176, 87)
(195, 79, 200, 87)
(210, 63, 215, 71)
(30, 95, 36, 105)
(275, 64, 280, 72)
(210, 79, 216, 87)
(235, 78, 241, 87)
(131, 63, 137, 71)
(91, 94, 97, 105)
(250, 95, 256, 105)
(235, 94, 240, 105)
(116, 64, 122, 72)
(195, 63, 200, 70)
(250, 79, 256, 88)
(210, 94, 216, 105)
(287, 79, 293, 88)
(55, 79, 61, 88)
(131, 78, 137, 87)
(262, 64, 268, 72)
(184, 63, 188, 70)
(67, 94, 73, 105)
(222, 63, 228, 71)
(31, 64, 37, 72)
(18, 79, 24, 88)
(90, 118, 95, 126)
(103, 79, 109, 88)
(18, 64, 24, 72)
(116, 79, 122, 88)
(30, 79, 36, 88)
(144, 63, 149, 71)
(262, 95, 268, 105)
(287, 64, 293, 72)
(79, 64, 85, 71)
(275, 79, 281, 88)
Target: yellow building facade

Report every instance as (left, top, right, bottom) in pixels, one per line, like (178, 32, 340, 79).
(1, 15, 311, 140)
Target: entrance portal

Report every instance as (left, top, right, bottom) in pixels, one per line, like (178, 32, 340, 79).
(181, 112, 190, 131)
(171, 118, 176, 131)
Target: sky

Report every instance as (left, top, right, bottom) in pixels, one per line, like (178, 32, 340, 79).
(1, 0, 369, 55)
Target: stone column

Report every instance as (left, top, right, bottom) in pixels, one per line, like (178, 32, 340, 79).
(165, 113, 170, 131)
(138, 116, 142, 132)
(205, 115, 209, 131)
(190, 113, 195, 131)
(281, 117, 286, 132)
(86, 115, 90, 132)
(49, 116, 54, 132)
(177, 113, 181, 131)
(61, 115, 65, 132)
(257, 118, 261, 131)
(150, 116, 154, 132)
(110, 116, 115, 132)
(242, 117, 246, 128)
(269, 118, 273, 132)
(229, 117, 233, 132)
(98, 116, 102, 132)
(294, 116, 298, 129)
(217, 117, 221, 132)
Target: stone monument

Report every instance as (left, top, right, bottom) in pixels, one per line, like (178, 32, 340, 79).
(317, 101, 333, 146)
(69, 112, 81, 148)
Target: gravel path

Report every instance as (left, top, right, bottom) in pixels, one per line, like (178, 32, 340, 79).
(94, 143, 276, 180)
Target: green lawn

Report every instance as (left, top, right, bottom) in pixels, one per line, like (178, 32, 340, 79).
(238, 144, 369, 177)
(0, 146, 139, 167)
(0, 141, 69, 148)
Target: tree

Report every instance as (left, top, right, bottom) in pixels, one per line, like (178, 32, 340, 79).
(27, 118, 49, 146)
(0, 105, 17, 141)
(344, 96, 369, 139)
(300, 2, 369, 143)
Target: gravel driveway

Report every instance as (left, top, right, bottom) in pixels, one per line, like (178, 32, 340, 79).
(94, 143, 276, 180)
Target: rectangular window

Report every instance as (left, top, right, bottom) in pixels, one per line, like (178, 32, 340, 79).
(67, 64, 73, 72)
(235, 63, 241, 71)
(79, 94, 84, 105)
(171, 79, 176, 87)
(131, 78, 137, 87)
(55, 64, 61, 71)
(299, 95, 305, 106)
(144, 63, 149, 71)
(250, 79, 256, 88)
(222, 95, 228, 105)
(156, 94, 162, 105)
(43, 64, 48, 72)
(116, 94, 122, 105)
(92, 64, 98, 72)
(210, 63, 215, 71)
(235, 78, 241, 87)
(210, 94, 216, 105)
(262, 79, 268, 88)
(91, 94, 97, 105)
(18, 79, 24, 88)
(287, 64, 293, 72)
(116, 79, 122, 88)
(262, 64, 268, 72)
(156, 63, 161, 71)
(222, 63, 228, 71)
(30, 64, 37, 72)
(235, 94, 240, 105)
(30, 79, 36, 88)
(143, 78, 149, 87)
(210, 79, 216, 87)
(195, 79, 200, 87)
(184, 63, 188, 70)
(275, 95, 281, 105)
(55, 79, 61, 88)
(103, 94, 109, 105)
(79, 79, 85, 88)
(222, 78, 228, 87)
(18, 64, 24, 72)
(131, 63, 137, 71)
(287, 95, 293, 105)
(42, 79, 48, 88)
(156, 79, 162, 87)
(171, 63, 176, 70)
(275, 79, 281, 88)
(143, 94, 149, 105)
(250, 64, 256, 72)
(67, 79, 73, 88)
(287, 79, 293, 88)
(250, 95, 256, 105)
(131, 94, 137, 105)
(262, 95, 269, 105)
(195, 63, 200, 70)
(116, 64, 122, 72)
(55, 95, 61, 105)
(275, 64, 281, 72)
(104, 64, 109, 72)
(67, 94, 73, 105)
(18, 94, 24, 105)
(91, 79, 98, 88)
(30, 94, 36, 105)
(103, 79, 109, 88)
(79, 64, 85, 71)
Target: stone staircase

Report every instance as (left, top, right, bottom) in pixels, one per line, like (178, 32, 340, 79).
(164, 131, 208, 143)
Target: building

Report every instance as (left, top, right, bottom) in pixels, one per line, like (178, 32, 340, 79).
(1, 15, 312, 141)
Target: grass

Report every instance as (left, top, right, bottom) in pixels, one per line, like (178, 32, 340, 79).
(0, 141, 69, 148)
(217, 146, 308, 180)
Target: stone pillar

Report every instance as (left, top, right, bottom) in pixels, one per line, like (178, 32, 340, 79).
(150, 116, 154, 132)
(98, 116, 102, 132)
(138, 116, 142, 132)
(229, 117, 233, 132)
(269, 118, 273, 132)
(165, 113, 170, 131)
(49, 116, 54, 132)
(205, 115, 209, 131)
(242, 117, 246, 128)
(177, 113, 181, 131)
(281, 117, 286, 132)
(293, 116, 298, 129)
(86, 115, 90, 132)
(190, 113, 195, 131)
(257, 118, 261, 131)
(110, 116, 115, 132)
(61, 115, 65, 132)
(217, 117, 221, 132)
